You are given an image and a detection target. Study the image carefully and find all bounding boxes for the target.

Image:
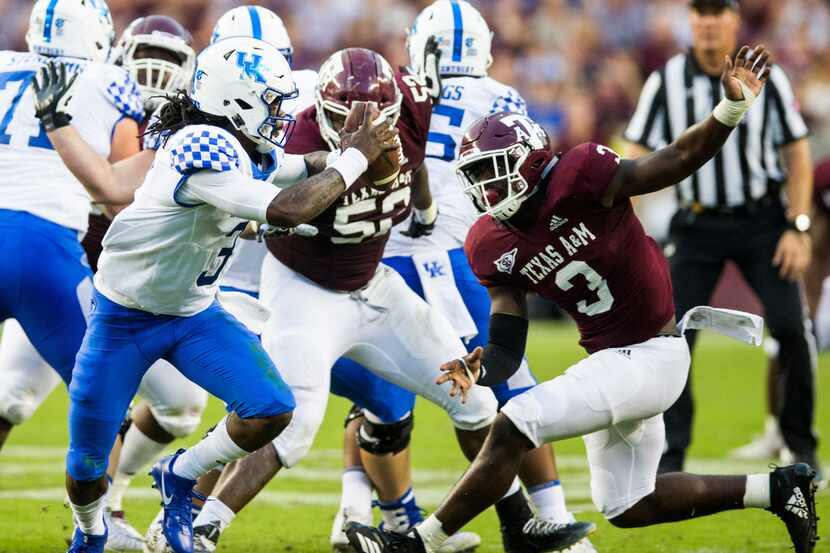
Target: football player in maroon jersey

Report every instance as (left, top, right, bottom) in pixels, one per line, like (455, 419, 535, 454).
(346, 46, 819, 553)
(196, 47, 593, 553)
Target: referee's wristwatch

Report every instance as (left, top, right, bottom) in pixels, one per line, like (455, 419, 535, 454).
(788, 213, 811, 233)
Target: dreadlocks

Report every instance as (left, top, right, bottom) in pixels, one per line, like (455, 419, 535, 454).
(142, 90, 230, 147)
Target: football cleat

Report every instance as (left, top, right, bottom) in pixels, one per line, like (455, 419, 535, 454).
(68, 527, 109, 553)
(437, 531, 481, 553)
(501, 518, 596, 553)
(105, 509, 144, 551)
(331, 507, 373, 552)
(768, 463, 819, 553)
(345, 523, 426, 553)
(191, 522, 220, 553)
(564, 538, 598, 553)
(142, 510, 169, 553)
(149, 450, 197, 553)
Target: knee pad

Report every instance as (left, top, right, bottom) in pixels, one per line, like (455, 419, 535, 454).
(357, 412, 414, 455)
(344, 404, 364, 427)
(271, 405, 324, 468)
(148, 404, 206, 439)
(0, 397, 34, 426)
(66, 446, 108, 482)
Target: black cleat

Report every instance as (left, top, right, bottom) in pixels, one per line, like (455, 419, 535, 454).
(768, 463, 819, 553)
(345, 522, 426, 553)
(192, 521, 221, 552)
(501, 518, 596, 553)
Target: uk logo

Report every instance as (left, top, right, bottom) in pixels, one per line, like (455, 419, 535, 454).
(494, 248, 518, 275)
(423, 261, 446, 278)
(236, 52, 266, 84)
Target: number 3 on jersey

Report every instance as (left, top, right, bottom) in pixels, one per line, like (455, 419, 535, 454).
(555, 260, 614, 316)
(0, 71, 53, 149)
(196, 222, 247, 286)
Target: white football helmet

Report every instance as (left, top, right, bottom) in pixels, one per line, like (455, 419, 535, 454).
(191, 36, 298, 150)
(113, 15, 196, 111)
(407, 0, 493, 78)
(26, 0, 115, 62)
(211, 6, 293, 67)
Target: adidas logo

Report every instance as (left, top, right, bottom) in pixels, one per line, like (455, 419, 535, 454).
(785, 488, 809, 519)
(616, 349, 632, 359)
(355, 532, 382, 553)
(550, 215, 569, 231)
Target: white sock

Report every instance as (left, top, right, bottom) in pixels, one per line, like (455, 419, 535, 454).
(744, 474, 771, 508)
(501, 477, 521, 500)
(340, 467, 373, 515)
(172, 418, 247, 481)
(71, 494, 107, 536)
(528, 480, 569, 522)
(415, 514, 449, 553)
(108, 474, 130, 512)
(119, 425, 168, 476)
(193, 497, 236, 530)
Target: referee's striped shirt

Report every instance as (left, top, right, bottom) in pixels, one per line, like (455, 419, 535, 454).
(624, 52, 809, 209)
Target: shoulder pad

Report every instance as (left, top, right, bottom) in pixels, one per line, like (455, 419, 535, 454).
(169, 127, 242, 174)
(490, 87, 527, 116)
(104, 68, 145, 124)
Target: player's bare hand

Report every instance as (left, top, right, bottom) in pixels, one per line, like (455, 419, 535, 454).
(722, 45, 770, 101)
(340, 102, 399, 164)
(773, 229, 811, 281)
(436, 346, 483, 404)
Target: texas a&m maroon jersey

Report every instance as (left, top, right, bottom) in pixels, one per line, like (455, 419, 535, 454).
(267, 70, 432, 291)
(465, 143, 676, 353)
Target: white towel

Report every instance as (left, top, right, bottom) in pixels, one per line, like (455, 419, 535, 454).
(217, 291, 271, 335)
(412, 251, 479, 342)
(678, 306, 765, 346)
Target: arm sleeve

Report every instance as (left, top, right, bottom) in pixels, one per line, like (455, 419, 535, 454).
(767, 65, 809, 145)
(623, 70, 667, 151)
(104, 70, 145, 125)
(179, 170, 279, 222)
(477, 314, 529, 386)
(269, 153, 308, 188)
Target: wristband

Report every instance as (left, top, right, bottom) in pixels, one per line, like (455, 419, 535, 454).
(413, 201, 438, 225)
(712, 81, 757, 127)
(328, 147, 368, 188)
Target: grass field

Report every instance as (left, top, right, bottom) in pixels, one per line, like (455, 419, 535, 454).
(0, 322, 828, 552)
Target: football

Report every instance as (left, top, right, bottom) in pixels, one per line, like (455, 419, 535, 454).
(365, 136, 402, 187)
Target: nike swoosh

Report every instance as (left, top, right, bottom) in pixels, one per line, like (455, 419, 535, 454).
(161, 477, 174, 506)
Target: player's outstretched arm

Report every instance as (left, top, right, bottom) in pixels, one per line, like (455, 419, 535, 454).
(437, 285, 529, 402)
(33, 60, 151, 206)
(603, 45, 771, 206)
(265, 103, 399, 227)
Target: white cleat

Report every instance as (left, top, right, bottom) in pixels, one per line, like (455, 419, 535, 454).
(104, 509, 145, 551)
(437, 531, 481, 552)
(730, 418, 784, 460)
(331, 507, 372, 552)
(142, 509, 172, 553)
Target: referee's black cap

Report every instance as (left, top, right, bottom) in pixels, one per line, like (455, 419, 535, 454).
(689, 0, 739, 9)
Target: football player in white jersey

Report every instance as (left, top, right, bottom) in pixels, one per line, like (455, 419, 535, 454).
(0, 0, 143, 454)
(329, 2, 596, 551)
(35, 35, 399, 553)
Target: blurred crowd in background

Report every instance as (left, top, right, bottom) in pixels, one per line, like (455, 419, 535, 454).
(3, 0, 830, 159)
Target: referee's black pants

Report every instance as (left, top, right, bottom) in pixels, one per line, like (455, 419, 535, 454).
(659, 204, 817, 473)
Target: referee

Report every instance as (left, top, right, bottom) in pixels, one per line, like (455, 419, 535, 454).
(624, 0, 817, 473)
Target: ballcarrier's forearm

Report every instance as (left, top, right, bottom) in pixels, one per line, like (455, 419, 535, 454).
(266, 167, 347, 227)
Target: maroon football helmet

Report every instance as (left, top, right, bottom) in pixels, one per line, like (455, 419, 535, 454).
(113, 15, 195, 110)
(456, 111, 555, 221)
(315, 47, 403, 149)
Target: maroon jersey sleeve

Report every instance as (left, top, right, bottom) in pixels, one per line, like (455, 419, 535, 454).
(394, 69, 432, 169)
(551, 143, 622, 207)
(465, 217, 520, 289)
(813, 158, 830, 216)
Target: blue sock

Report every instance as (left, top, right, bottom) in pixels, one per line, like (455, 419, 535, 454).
(378, 487, 422, 532)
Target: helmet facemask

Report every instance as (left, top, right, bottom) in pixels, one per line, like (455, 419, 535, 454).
(456, 143, 533, 221)
(316, 93, 402, 151)
(128, 46, 192, 110)
(242, 86, 298, 151)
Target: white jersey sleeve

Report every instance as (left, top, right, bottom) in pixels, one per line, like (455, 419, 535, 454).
(0, 52, 143, 231)
(94, 124, 280, 316)
(385, 76, 528, 256)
